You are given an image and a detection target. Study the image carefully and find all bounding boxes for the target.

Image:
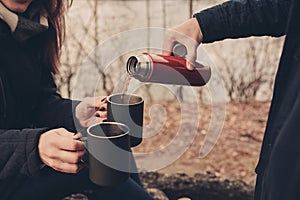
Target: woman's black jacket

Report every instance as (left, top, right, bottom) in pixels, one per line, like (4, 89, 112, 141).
(0, 18, 78, 196)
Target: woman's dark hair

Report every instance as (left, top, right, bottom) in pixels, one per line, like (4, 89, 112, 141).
(41, 0, 72, 74)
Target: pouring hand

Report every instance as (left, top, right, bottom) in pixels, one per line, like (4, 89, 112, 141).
(162, 18, 203, 70)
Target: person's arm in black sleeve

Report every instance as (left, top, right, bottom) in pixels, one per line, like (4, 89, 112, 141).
(194, 0, 292, 43)
(34, 65, 107, 133)
(34, 66, 82, 133)
(0, 128, 48, 180)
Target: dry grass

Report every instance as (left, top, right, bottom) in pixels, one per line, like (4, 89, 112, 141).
(133, 101, 270, 185)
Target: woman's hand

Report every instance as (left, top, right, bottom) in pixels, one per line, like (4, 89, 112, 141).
(75, 96, 107, 127)
(38, 128, 85, 174)
(162, 18, 203, 70)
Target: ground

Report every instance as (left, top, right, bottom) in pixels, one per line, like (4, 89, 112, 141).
(133, 101, 270, 186)
(64, 101, 268, 199)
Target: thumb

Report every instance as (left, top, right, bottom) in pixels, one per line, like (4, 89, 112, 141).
(56, 128, 76, 138)
(73, 132, 83, 140)
(185, 46, 197, 70)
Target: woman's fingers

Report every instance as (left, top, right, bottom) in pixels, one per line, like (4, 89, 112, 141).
(94, 96, 108, 110)
(57, 138, 85, 151)
(94, 110, 107, 118)
(76, 96, 108, 127)
(51, 129, 85, 151)
(54, 149, 85, 164)
(72, 132, 82, 140)
(38, 128, 86, 174)
(46, 158, 83, 174)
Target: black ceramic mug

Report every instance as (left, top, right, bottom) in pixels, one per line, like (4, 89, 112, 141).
(107, 93, 144, 147)
(86, 122, 130, 186)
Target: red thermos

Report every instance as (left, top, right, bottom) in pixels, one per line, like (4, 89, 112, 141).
(126, 52, 211, 86)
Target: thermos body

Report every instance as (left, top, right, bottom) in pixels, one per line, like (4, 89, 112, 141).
(127, 53, 211, 86)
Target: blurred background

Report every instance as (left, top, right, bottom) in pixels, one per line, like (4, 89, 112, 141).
(58, 0, 284, 188)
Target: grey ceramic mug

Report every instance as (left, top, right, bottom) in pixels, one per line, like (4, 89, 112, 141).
(107, 93, 144, 147)
(86, 122, 130, 186)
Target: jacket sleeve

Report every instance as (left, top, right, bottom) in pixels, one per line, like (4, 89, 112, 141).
(194, 0, 292, 43)
(34, 66, 82, 133)
(0, 127, 48, 180)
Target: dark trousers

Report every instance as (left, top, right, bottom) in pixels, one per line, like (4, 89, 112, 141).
(10, 167, 154, 200)
(254, 173, 263, 200)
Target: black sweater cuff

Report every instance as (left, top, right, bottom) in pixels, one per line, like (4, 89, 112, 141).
(23, 127, 49, 176)
(193, 4, 232, 43)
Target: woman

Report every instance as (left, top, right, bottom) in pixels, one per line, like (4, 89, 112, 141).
(0, 0, 153, 199)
